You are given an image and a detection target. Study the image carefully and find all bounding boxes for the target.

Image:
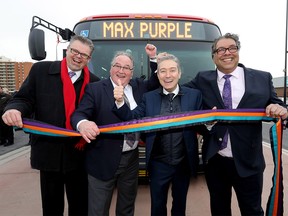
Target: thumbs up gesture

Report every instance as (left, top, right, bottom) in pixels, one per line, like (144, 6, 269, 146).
(114, 79, 125, 104)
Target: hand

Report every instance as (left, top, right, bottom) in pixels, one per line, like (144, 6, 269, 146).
(266, 104, 288, 120)
(207, 106, 218, 125)
(78, 121, 100, 143)
(2, 109, 23, 128)
(145, 44, 157, 59)
(156, 52, 169, 62)
(114, 79, 125, 104)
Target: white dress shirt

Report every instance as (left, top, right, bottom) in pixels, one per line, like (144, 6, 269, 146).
(111, 78, 139, 152)
(217, 66, 245, 157)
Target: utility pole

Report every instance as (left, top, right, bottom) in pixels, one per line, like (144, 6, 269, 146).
(284, 0, 288, 104)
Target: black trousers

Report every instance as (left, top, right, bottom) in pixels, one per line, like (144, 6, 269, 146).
(88, 149, 139, 216)
(40, 168, 88, 216)
(149, 159, 190, 216)
(205, 154, 264, 216)
(0, 118, 14, 143)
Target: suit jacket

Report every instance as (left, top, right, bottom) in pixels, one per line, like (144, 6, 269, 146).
(4, 61, 99, 172)
(113, 86, 203, 177)
(184, 63, 286, 177)
(71, 74, 160, 180)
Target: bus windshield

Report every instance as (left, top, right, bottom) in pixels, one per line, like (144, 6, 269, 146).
(87, 40, 215, 84)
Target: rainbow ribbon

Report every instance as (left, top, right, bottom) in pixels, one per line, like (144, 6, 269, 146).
(22, 109, 283, 215)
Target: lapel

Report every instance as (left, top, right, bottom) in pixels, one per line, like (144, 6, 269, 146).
(102, 79, 116, 107)
(129, 79, 142, 104)
(237, 65, 253, 108)
(209, 70, 226, 108)
(149, 88, 162, 116)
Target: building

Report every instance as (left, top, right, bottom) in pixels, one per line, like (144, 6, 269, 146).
(272, 76, 288, 103)
(0, 56, 32, 93)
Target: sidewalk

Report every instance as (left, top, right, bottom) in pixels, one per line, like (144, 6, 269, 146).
(0, 142, 287, 215)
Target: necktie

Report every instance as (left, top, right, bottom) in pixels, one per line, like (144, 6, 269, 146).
(220, 75, 232, 150)
(222, 75, 232, 109)
(168, 93, 175, 112)
(123, 93, 130, 108)
(168, 93, 175, 101)
(68, 71, 76, 78)
(123, 93, 136, 147)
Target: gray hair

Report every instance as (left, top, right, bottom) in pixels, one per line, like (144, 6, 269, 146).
(68, 35, 94, 54)
(111, 51, 134, 69)
(211, 33, 241, 57)
(157, 54, 181, 72)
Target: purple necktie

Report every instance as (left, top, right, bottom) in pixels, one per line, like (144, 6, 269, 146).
(68, 71, 76, 78)
(220, 74, 232, 150)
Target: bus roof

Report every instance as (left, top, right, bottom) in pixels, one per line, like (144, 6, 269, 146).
(78, 13, 215, 24)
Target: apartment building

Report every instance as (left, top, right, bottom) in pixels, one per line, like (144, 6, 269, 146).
(0, 56, 32, 93)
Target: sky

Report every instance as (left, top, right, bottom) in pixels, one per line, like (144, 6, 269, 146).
(0, 0, 287, 78)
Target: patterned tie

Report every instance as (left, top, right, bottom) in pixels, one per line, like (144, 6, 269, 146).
(168, 93, 175, 112)
(68, 71, 76, 78)
(123, 93, 136, 147)
(220, 74, 232, 150)
(168, 93, 175, 101)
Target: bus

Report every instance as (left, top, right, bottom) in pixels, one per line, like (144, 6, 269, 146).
(28, 14, 222, 180)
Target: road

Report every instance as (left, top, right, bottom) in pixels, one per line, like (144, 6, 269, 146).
(262, 122, 288, 149)
(0, 127, 287, 215)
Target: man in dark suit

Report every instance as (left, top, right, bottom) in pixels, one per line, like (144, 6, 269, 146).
(113, 54, 204, 216)
(70, 47, 160, 216)
(183, 33, 288, 215)
(2, 35, 99, 216)
(0, 86, 13, 146)
(148, 33, 288, 215)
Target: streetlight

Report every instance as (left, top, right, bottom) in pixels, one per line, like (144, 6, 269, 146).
(284, 0, 288, 104)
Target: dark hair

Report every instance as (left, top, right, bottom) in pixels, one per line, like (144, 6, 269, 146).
(211, 33, 241, 58)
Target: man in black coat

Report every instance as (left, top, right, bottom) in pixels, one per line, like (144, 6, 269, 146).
(0, 86, 13, 146)
(71, 47, 160, 216)
(149, 33, 288, 215)
(2, 35, 99, 216)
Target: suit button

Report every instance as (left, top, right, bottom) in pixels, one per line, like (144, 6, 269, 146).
(218, 138, 223, 141)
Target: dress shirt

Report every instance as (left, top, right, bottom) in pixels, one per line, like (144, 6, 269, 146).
(162, 85, 179, 97)
(68, 67, 81, 83)
(111, 78, 139, 151)
(217, 66, 245, 157)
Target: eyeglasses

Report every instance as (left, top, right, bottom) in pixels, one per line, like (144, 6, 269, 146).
(112, 64, 133, 72)
(213, 46, 239, 55)
(69, 47, 90, 59)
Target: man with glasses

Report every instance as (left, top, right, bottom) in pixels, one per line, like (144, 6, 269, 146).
(148, 33, 288, 215)
(2, 35, 99, 216)
(71, 47, 160, 216)
(113, 54, 206, 216)
(184, 33, 288, 215)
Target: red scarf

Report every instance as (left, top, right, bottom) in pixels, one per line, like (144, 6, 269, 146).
(61, 58, 89, 149)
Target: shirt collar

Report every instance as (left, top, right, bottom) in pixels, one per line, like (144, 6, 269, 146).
(68, 67, 81, 75)
(217, 66, 244, 81)
(162, 84, 180, 95)
(110, 77, 132, 91)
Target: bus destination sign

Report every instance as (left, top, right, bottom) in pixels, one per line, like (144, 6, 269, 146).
(89, 20, 195, 39)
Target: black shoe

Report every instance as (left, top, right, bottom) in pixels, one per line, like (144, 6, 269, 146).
(4, 141, 13, 147)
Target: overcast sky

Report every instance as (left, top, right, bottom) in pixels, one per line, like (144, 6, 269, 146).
(0, 0, 286, 78)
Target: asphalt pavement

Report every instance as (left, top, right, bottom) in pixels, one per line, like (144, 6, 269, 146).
(0, 128, 288, 215)
(0, 129, 29, 156)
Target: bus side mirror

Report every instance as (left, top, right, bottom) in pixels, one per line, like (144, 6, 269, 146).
(28, 28, 46, 60)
